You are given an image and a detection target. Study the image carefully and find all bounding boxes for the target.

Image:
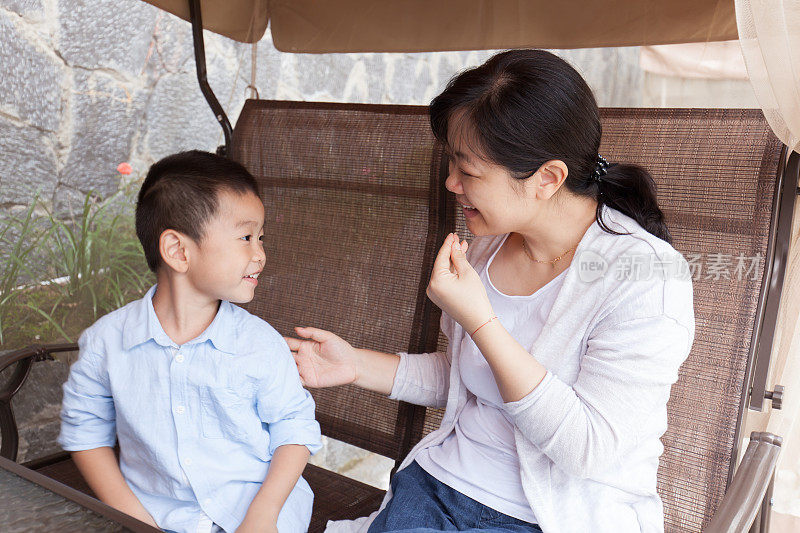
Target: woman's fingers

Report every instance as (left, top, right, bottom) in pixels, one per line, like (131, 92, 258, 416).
(431, 233, 456, 275)
(432, 233, 458, 275)
(295, 361, 308, 386)
(294, 326, 334, 344)
(450, 237, 471, 274)
(284, 336, 303, 351)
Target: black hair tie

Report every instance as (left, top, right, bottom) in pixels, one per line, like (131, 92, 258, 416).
(591, 155, 609, 183)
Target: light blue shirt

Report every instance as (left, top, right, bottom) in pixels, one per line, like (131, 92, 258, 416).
(59, 285, 322, 533)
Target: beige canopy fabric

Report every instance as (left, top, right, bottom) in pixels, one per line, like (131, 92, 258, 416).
(142, 0, 737, 50)
(141, 0, 269, 44)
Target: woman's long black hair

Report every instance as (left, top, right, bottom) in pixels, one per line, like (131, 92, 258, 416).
(429, 49, 671, 243)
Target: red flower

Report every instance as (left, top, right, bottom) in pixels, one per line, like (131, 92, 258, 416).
(117, 162, 133, 175)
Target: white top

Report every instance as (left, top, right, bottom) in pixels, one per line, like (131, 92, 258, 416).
(326, 206, 695, 533)
(416, 234, 566, 523)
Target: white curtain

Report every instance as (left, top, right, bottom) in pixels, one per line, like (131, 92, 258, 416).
(640, 41, 748, 80)
(736, 0, 800, 152)
(735, 1, 800, 530)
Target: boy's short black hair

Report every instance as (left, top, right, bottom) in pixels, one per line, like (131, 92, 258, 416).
(136, 150, 260, 273)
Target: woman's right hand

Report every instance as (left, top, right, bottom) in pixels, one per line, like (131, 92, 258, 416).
(284, 327, 359, 388)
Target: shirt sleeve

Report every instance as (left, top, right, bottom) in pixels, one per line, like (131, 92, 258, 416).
(503, 277, 694, 480)
(256, 337, 322, 456)
(388, 309, 455, 408)
(388, 351, 450, 407)
(58, 330, 117, 451)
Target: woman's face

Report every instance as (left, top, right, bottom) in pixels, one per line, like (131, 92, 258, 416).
(444, 121, 537, 237)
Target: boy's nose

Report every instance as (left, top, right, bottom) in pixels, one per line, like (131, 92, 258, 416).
(254, 243, 266, 264)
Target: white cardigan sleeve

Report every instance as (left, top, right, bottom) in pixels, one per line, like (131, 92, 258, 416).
(387, 350, 450, 408)
(503, 276, 694, 480)
(387, 311, 455, 408)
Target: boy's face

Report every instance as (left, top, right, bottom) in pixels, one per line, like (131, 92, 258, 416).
(186, 190, 266, 304)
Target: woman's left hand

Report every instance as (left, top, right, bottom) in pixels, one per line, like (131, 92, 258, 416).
(426, 233, 495, 334)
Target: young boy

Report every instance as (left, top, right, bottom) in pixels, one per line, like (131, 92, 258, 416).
(59, 151, 321, 533)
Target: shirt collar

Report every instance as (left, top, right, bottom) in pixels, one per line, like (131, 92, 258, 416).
(190, 300, 238, 354)
(122, 285, 237, 354)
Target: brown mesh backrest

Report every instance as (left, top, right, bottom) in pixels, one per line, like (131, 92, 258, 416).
(231, 100, 450, 461)
(599, 109, 782, 532)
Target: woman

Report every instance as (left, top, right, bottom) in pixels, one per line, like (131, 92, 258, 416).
(286, 49, 694, 533)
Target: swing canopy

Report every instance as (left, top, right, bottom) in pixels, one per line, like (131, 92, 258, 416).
(142, 0, 738, 51)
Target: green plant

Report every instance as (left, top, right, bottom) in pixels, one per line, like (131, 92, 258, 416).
(0, 198, 48, 344)
(0, 176, 155, 350)
(39, 184, 153, 329)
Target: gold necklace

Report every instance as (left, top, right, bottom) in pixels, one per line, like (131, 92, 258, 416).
(521, 238, 576, 265)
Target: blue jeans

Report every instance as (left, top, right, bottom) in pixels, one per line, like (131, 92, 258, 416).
(367, 461, 543, 533)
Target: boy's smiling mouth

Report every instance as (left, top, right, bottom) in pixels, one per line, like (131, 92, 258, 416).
(243, 271, 261, 285)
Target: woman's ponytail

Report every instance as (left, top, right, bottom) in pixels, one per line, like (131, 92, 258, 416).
(594, 163, 672, 244)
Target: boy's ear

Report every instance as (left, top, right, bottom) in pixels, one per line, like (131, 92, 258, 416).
(159, 229, 190, 274)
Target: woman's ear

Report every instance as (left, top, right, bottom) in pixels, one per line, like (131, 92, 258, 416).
(532, 160, 569, 199)
(159, 229, 190, 274)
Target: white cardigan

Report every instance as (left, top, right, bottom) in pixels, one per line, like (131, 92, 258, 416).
(327, 206, 695, 533)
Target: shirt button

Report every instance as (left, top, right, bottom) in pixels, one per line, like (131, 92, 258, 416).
(184, 458, 193, 466)
(175, 354, 185, 363)
(175, 406, 185, 415)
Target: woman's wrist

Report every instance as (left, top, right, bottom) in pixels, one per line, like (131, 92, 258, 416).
(469, 315, 499, 337)
(351, 347, 366, 387)
(351, 348, 400, 395)
(461, 304, 497, 336)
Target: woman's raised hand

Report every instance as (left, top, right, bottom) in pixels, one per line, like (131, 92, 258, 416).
(284, 327, 358, 388)
(426, 233, 495, 334)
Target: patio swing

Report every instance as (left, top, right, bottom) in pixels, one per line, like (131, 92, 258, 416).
(1, 1, 798, 532)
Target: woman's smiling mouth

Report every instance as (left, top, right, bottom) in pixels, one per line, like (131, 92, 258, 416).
(458, 200, 479, 218)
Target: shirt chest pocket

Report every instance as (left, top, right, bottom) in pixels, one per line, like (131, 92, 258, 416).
(200, 386, 255, 440)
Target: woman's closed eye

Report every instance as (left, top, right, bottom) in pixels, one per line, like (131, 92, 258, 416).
(459, 168, 476, 178)
(448, 159, 474, 178)
(453, 165, 476, 179)
(446, 152, 479, 178)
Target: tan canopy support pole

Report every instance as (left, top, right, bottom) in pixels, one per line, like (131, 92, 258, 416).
(246, 43, 259, 100)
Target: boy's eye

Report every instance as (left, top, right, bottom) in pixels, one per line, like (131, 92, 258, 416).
(241, 235, 251, 241)
(258, 235, 264, 242)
